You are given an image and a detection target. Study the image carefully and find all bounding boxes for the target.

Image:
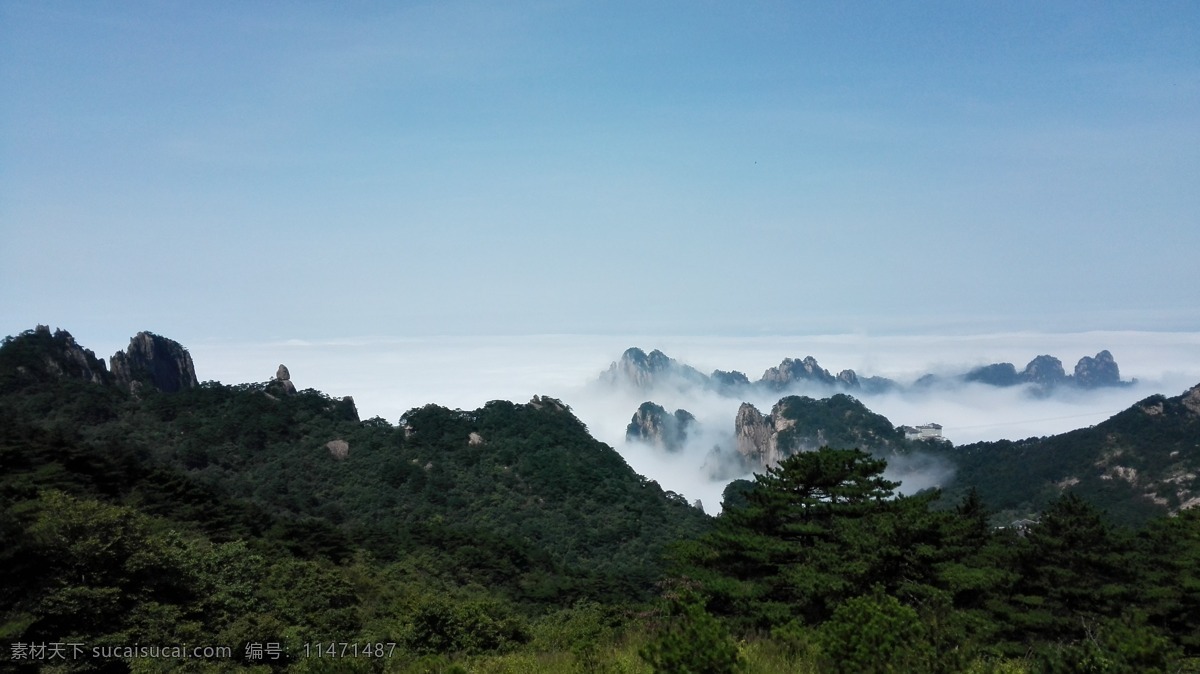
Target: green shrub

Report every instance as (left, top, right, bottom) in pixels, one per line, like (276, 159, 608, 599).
(817, 591, 932, 674)
(639, 593, 742, 674)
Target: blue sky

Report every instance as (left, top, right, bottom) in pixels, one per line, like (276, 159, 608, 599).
(3, 1, 1198, 345)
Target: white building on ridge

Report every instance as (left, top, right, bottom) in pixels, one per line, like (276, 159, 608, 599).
(900, 423, 943, 441)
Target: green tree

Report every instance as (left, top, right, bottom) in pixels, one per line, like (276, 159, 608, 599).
(817, 590, 932, 674)
(1033, 614, 1179, 673)
(640, 583, 743, 674)
(684, 447, 903, 628)
(1000, 493, 1134, 645)
(1136, 506, 1200, 654)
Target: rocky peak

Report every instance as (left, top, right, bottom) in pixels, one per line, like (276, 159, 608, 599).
(1074, 350, 1121, 388)
(270, 363, 297, 396)
(836, 369, 860, 388)
(110, 331, 198, 393)
(734, 402, 797, 468)
(709, 369, 751, 394)
(1, 325, 112, 385)
(759, 356, 837, 390)
(965, 362, 1020, 387)
(1183, 383, 1200, 417)
(528, 395, 568, 412)
(735, 402, 775, 467)
(625, 401, 695, 452)
(1021, 355, 1067, 387)
(600, 347, 708, 389)
(966, 351, 1126, 389)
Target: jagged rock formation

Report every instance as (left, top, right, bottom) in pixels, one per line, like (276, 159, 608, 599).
(836, 369, 859, 388)
(468, 432, 485, 446)
(110, 331, 198, 394)
(1022, 355, 1066, 387)
(270, 363, 297, 396)
(759, 356, 837, 390)
(756, 357, 899, 393)
(625, 402, 695, 452)
(709, 369, 751, 394)
(734, 394, 906, 469)
(528, 394, 568, 412)
(334, 396, 359, 422)
(1184, 384, 1200, 417)
(599, 347, 1129, 399)
(600, 347, 709, 390)
(1074, 350, 1121, 388)
(735, 402, 790, 467)
(2, 327, 202, 395)
(3, 325, 113, 385)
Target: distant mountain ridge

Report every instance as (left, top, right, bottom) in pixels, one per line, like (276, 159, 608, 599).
(961, 350, 1126, 390)
(634, 380, 1200, 526)
(600, 345, 1133, 395)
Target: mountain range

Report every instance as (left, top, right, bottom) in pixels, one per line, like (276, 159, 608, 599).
(601, 345, 1133, 396)
(606, 345, 1197, 526)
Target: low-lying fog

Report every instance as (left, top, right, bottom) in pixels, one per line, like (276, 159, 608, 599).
(186, 332, 1200, 513)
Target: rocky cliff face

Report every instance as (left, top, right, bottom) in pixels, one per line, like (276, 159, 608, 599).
(1184, 383, 1200, 417)
(626, 402, 696, 452)
(110, 331, 198, 393)
(734, 394, 906, 470)
(734, 402, 791, 467)
(2, 325, 112, 385)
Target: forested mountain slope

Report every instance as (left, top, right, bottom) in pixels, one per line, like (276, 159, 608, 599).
(933, 383, 1200, 525)
(0, 327, 708, 671)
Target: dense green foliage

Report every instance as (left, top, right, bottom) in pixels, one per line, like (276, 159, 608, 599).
(0, 329, 707, 671)
(773, 394, 908, 453)
(2, 328, 1199, 673)
(932, 390, 1200, 526)
(678, 448, 1200, 671)
(639, 582, 744, 674)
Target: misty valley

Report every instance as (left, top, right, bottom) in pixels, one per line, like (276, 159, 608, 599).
(2, 326, 1199, 673)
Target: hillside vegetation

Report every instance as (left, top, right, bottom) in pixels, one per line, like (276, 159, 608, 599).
(932, 386, 1200, 526)
(1, 328, 1198, 673)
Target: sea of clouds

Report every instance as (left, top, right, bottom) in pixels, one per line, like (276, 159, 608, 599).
(183, 331, 1200, 513)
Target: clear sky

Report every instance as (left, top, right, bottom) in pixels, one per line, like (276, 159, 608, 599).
(3, 1, 1198, 345)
